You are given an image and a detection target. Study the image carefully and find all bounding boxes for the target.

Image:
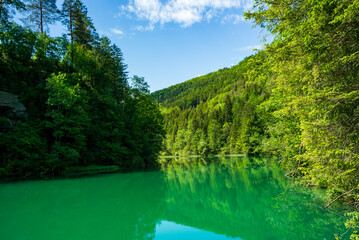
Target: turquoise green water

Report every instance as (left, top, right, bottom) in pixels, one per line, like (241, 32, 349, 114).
(0, 156, 349, 240)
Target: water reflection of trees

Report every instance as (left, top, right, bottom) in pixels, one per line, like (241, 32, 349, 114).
(160, 156, 347, 240)
(0, 157, 348, 240)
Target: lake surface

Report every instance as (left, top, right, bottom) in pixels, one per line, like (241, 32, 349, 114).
(0, 156, 350, 240)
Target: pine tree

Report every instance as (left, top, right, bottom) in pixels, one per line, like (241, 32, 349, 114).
(61, 0, 98, 66)
(96, 37, 128, 99)
(71, 0, 97, 48)
(22, 0, 59, 34)
(61, 0, 75, 44)
(111, 44, 127, 84)
(0, 0, 25, 24)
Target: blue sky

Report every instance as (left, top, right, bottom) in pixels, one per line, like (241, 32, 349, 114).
(16, 0, 270, 92)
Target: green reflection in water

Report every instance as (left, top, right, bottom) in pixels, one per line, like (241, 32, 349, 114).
(0, 156, 349, 240)
(160, 156, 349, 239)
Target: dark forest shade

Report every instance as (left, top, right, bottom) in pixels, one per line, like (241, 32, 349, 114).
(0, 0, 164, 179)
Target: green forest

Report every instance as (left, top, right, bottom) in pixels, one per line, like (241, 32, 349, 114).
(1, 0, 359, 237)
(152, 0, 359, 237)
(0, 0, 164, 178)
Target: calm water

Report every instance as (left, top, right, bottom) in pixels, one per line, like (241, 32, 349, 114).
(0, 156, 350, 240)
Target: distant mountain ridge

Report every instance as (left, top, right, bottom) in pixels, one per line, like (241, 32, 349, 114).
(151, 53, 269, 156)
(151, 58, 251, 110)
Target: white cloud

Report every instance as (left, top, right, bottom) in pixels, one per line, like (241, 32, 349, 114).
(134, 24, 155, 31)
(110, 28, 124, 35)
(120, 0, 254, 30)
(205, 9, 217, 22)
(237, 45, 263, 51)
(222, 14, 245, 24)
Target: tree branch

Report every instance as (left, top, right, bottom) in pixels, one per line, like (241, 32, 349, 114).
(325, 189, 355, 208)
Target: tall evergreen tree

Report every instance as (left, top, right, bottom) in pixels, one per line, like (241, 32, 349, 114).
(22, 0, 59, 34)
(96, 37, 128, 99)
(0, 0, 25, 24)
(60, 0, 75, 44)
(71, 0, 97, 48)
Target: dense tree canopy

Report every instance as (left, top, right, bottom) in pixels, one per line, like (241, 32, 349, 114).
(0, 0, 164, 179)
(0, 0, 358, 236)
(152, 53, 269, 156)
(152, 0, 359, 237)
(245, 1, 359, 236)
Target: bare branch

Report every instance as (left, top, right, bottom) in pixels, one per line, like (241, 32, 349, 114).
(325, 189, 355, 208)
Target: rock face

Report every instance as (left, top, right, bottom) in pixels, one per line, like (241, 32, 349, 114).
(0, 91, 27, 130)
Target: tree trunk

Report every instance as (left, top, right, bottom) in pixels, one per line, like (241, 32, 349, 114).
(0, 0, 3, 18)
(40, 0, 43, 34)
(70, 7, 73, 44)
(70, 7, 74, 63)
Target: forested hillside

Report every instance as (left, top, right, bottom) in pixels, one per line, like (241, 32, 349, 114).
(152, 53, 270, 156)
(0, 0, 164, 179)
(153, 0, 359, 237)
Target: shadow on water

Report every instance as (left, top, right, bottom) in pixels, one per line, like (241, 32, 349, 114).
(0, 156, 350, 240)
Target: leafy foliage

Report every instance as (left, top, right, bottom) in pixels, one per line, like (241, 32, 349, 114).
(244, 0, 359, 217)
(152, 53, 270, 156)
(153, 0, 359, 234)
(0, 0, 164, 179)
